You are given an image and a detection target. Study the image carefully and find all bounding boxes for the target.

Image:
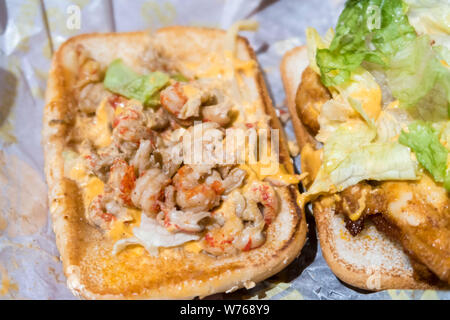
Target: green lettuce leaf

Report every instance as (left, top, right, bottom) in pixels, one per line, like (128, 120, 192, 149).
(316, 0, 450, 118)
(103, 59, 141, 91)
(369, 0, 417, 59)
(305, 27, 334, 74)
(399, 121, 448, 185)
(104, 59, 169, 105)
(316, 0, 416, 87)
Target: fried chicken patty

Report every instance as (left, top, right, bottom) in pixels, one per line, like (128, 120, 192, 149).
(295, 66, 331, 135)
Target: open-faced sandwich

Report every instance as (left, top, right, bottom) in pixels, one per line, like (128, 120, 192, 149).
(43, 23, 307, 299)
(281, 0, 449, 290)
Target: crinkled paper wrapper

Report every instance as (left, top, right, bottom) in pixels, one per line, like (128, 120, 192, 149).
(0, 0, 447, 300)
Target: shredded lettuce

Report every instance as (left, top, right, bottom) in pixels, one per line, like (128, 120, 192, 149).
(308, 141, 418, 195)
(386, 35, 450, 120)
(308, 118, 418, 196)
(316, 0, 450, 117)
(104, 59, 170, 106)
(405, 0, 450, 49)
(316, 0, 416, 87)
(316, 66, 382, 141)
(376, 107, 413, 142)
(330, 142, 418, 189)
(322, 120, 376, 173)
(349, 97, 377, 129)
(399, 121, 449, 188)
(307, 0, 450, 193)
(112, 214, 199, 256)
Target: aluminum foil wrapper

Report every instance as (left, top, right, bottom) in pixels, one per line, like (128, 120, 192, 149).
(0, 0, 447, 300)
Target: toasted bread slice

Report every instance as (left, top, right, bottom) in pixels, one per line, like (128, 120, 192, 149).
(43, 28, 307, 299)
(280, 46, 437, 290)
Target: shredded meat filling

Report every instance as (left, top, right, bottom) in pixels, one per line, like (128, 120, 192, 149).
(334, 182, 386, 236)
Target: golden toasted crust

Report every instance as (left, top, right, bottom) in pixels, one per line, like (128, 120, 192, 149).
(280, 46, 318, 150)
(280, 46, 442, 290)
(43, 28, 307, 299)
